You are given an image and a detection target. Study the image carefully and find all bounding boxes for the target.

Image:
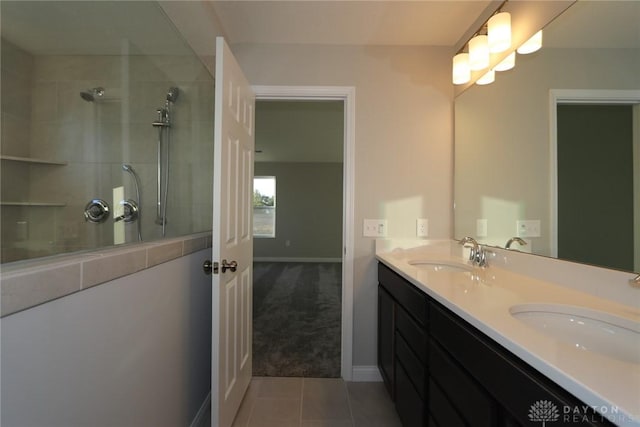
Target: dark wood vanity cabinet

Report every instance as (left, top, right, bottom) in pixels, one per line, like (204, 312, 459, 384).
(377, 263, 616, 427)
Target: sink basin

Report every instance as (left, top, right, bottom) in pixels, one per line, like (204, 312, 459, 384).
(407, 260, 472, 273)
(510, 304, 640, 364)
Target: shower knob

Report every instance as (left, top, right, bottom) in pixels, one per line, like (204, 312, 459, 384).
(114, 199, 139, 223)
(84, 199, 110, 223)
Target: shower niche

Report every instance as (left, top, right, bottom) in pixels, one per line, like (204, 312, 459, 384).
(0, 1, 215, 264)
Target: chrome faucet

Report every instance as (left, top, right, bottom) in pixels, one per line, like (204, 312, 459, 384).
(505, 237, 527, 250)
(630, 275, 640, 288)
(459, 237, 487, 267)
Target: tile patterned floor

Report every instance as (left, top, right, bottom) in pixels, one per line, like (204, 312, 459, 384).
(206, 377, 402, 427)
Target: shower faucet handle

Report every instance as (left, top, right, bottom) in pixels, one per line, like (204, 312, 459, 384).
(114, 199, 139, 223)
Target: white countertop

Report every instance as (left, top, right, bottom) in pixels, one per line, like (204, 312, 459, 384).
(376, 240, 640, 427)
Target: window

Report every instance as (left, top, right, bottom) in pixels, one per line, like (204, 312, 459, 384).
(253, 176, 276, 238)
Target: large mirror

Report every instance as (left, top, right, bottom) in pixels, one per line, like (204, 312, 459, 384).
(454, 0, 640, 273)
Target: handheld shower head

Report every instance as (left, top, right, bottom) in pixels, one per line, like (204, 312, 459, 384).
(80, 87, 105, 102)
(166, 87, 179, 103)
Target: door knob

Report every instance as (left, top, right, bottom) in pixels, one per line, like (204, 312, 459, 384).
(221, 259, 238, 273)
(203, 260, 218, 275)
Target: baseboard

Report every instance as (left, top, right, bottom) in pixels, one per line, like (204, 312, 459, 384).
(189, 391, 211, 427)
(253, 257, 342, 263)
(351, 365, 383, 382)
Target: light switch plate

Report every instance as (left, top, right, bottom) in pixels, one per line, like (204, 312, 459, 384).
(516, 220, 541, 237)
(363, 219, 387, 237)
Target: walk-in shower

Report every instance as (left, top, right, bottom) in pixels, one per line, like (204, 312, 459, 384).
(152, 87, 179, 237)
(0, 1, 214, 264)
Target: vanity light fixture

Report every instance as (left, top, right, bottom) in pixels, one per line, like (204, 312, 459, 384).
(517, 30, 543, 54)
(469, 34, 490, 70)
(452, 53, 471, 84)
(488, 12, 511, 53)
(494, 51, 516, 72)
(476, 69, 495, 85)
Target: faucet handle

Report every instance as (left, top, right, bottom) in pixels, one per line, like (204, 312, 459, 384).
(458, 237, 479, 263)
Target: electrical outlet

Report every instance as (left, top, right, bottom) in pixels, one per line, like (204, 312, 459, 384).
(476, 219, 488, 237)
(416, 218, 429, 237)
(516, 220, 541, 238)
(363, 219, 387, 237)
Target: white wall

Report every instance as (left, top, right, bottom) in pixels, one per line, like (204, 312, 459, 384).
(0, 249, 212, 427)
(232, 43, 453, 367)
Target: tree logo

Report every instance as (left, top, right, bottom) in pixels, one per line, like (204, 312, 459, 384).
(529, 400, 560, 426)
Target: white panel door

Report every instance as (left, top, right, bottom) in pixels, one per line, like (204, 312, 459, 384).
(211, 36, 255, 427)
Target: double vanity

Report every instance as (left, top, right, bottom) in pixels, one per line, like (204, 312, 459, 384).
(376, 240, 640, 427)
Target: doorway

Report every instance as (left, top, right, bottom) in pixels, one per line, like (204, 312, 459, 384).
(252, 99, 344, 377)
(550, 89, 640, 271)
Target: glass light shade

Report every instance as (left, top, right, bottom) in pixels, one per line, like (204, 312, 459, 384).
(494, 51, 516, 72)
(488, 12, 511, 53)
(476, 69, 495, 85)
(452, 53, 471, 85)
(517, 30, 543, 54)
(469, 35, 489, 71)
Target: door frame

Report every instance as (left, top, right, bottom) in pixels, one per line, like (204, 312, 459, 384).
(549, 89, 640, 260)
(252, 85, 355, 380)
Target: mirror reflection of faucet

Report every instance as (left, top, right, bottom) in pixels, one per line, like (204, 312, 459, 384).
(505, 237, 527, 250)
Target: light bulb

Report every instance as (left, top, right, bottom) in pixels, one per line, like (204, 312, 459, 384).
(469, 35, 489, 71)
(488, 12, 511, 53)
(517, 30, 543, 54)
(495, 51, 516, 72)
(452, 53, 471, 85)
(476, 69, 495, 85)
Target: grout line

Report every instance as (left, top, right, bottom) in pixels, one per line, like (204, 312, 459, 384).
(343, 379, 356, 426)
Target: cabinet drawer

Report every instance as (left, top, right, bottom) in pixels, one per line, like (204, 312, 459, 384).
(429, 339, 495, 427)
(379, 263, 428, 325)
(430, 302, 615, 427)
(429, 379, 466, 427)
(396, 333, 426, 399)
(395, 359, 426, 427)
(396, 305, 428, 363)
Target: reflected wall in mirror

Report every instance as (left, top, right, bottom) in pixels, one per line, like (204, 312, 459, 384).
(454, 1, 640, 273)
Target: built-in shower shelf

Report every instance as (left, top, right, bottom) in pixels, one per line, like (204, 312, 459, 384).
(1, 201, 66, 207)
(0, 155, 67, 166)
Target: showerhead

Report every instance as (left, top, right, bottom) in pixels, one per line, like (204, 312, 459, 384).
(122, 164, 135, 173)
(80, 87, 105, 102)
(166, 87, 179, 103)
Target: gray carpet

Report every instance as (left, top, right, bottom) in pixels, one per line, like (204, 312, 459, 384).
(253, 262, 342, 378)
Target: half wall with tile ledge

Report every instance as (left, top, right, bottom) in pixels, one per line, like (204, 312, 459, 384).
(0, 232, 212, 317)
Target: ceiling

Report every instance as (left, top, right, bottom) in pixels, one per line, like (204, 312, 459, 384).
(0, 1, 495, 56)
(210, 1, 492, 47)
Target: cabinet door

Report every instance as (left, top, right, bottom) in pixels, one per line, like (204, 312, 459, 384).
(396, 359, 427, 427)
(378, 285, 395, 398)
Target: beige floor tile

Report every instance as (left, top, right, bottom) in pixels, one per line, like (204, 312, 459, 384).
(302, 378, 351, 421)
(232, 378, 264, 427)
(257, 376, 303, 399)
(347, 382, 401, 427)
(248, 397, 301, 427)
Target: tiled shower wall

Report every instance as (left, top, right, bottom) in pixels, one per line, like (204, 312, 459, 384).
(1, 40, 34, 262)
(1, 39, 214, 263)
